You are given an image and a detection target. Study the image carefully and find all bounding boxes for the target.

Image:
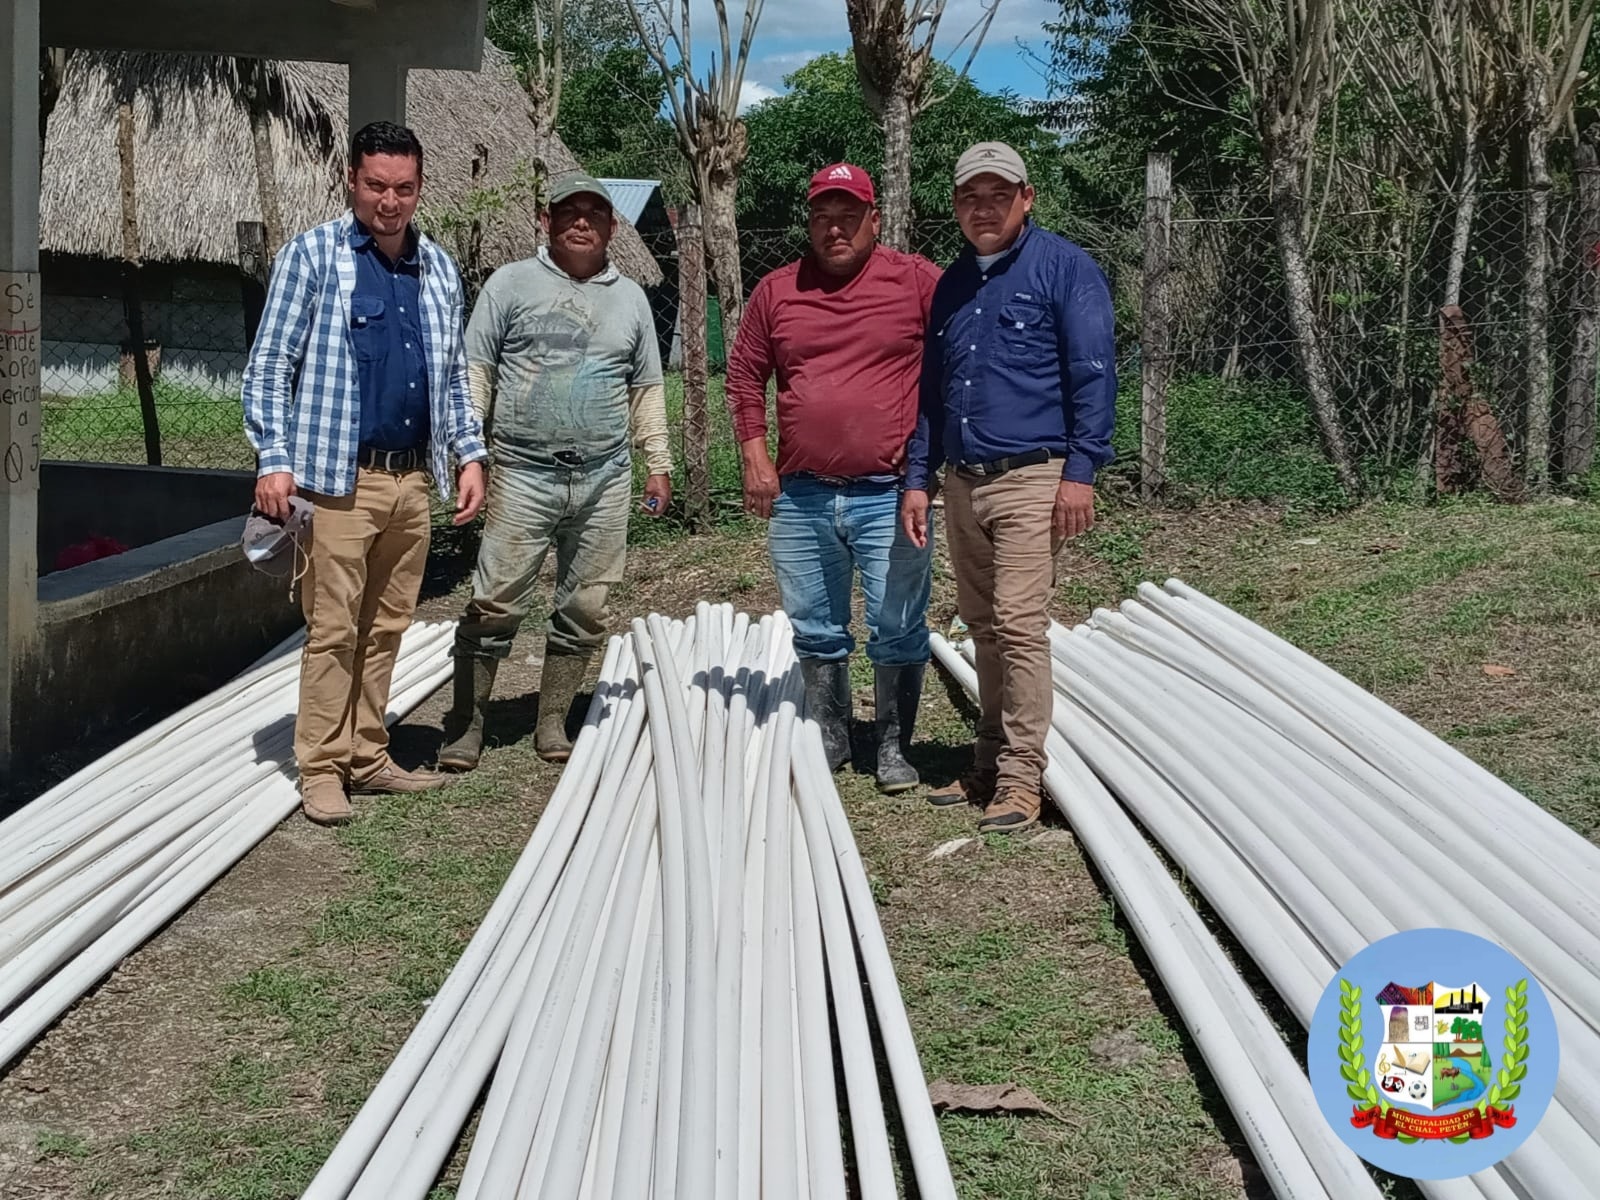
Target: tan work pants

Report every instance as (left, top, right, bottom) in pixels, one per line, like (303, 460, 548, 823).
(295, 467, 431, 785)
(942, 460, 1064, 794)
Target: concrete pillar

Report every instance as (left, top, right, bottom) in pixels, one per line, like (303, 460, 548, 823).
(348, 51, 408, 136)
(0, 0, 42, 774)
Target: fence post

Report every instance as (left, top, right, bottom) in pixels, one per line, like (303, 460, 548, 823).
(1140, 152, 1172, 503)
(678, 203, 711, 530)
(236, 220, 269, 351)
(1562, 136, 1600, 481)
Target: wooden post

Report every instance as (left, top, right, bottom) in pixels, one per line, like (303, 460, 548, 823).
(678, 203, 710, 531)
(116, 96, 160, 466)
(1562, 136, 1600, 481)
(1140, 152, 1172, 503)
(236, 220, 269, 351)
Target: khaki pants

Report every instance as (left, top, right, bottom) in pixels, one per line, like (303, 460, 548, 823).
(295, 467, 431, 785)
(942, 460, 1064, 794)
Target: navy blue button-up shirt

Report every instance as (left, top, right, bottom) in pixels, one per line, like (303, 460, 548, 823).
(906, 220, 1116, 490)
(350, 223, 430, 451)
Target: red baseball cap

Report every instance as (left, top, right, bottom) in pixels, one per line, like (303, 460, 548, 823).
(807, 163, 876, 206)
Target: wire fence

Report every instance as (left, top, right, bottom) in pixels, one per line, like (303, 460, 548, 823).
(40, 179, 1600, 505)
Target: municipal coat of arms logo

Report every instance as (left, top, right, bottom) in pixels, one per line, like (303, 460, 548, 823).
(1311, 929, 1557, 1179)
(1343, 979, 1523, 1142)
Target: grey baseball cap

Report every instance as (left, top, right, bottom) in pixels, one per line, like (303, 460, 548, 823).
(547, 171, 614, 208)
(241, 495, 314, 578)
(954, 141, 1029, 188)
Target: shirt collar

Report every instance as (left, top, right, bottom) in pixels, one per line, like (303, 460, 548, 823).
(538, 244, 619, 284)
(350, 217, 421, 266)
(961, 218, 1033, 272)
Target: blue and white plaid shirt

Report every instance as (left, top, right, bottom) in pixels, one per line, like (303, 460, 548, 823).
(242, 212, 487, 498)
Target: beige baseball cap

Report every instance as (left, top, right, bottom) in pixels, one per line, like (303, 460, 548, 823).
(954, 141, 1029, 188)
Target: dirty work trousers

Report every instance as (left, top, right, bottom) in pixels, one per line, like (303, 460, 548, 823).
(768, 474, 933, 665)
(453, 451, 631, 662)
(941, 459, 1064, 795)
(296, 466, 431, 786)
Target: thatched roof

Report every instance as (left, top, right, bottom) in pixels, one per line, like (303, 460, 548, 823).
(40, 45, 663, 286)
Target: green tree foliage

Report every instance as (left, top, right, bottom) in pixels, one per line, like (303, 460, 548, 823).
(556, 46, 686, 195)
(737, 52, 1070, 259)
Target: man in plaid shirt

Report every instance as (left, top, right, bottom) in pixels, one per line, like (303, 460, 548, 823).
(243, 122, 487, 826)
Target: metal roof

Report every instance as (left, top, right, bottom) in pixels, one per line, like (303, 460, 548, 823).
(598, 179, 663, 227)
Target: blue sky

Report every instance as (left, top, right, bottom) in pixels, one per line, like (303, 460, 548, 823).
(683, 1, 1060, 111)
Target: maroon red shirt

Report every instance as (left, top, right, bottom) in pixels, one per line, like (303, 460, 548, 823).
(725, 245, 942, 478)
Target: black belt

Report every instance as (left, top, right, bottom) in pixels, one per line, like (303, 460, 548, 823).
(955, 448, 1057, 478)
(793, 472, 901, 488)
(359, 445, 425, 473)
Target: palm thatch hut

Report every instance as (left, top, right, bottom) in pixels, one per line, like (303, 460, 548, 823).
(39, 43, 662, 401)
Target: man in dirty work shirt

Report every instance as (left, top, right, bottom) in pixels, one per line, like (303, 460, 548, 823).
(438, 173, 671, 770)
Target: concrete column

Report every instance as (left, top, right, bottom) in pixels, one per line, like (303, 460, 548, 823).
(0, 0, 42, 774)
(348, 51, 408, 136)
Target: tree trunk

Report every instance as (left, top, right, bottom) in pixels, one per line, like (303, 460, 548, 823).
(1523, 68, 1554, 492)
(1561, 138, 1600, 480)
(699, 170, 745, 360)
(1267, 147, 1360, 495)
(116, 97, 161, 467)
(245, 64, 284, 257)
(39, 49, 69, 175)
(1435, 305, 1520, 500)
(678, 204, 711, 530)
(879, 88, 915, 252)
(1443, 113, 1479, 311)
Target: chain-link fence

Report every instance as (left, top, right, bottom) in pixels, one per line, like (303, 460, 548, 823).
(42, 180, 1599, 507)
(41, 258, 257, 470)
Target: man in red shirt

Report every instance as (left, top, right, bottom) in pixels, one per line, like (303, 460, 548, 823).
(726, 163, 942, 791)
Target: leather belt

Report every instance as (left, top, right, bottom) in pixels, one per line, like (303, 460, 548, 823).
(955, 448, 1056, 478)
(359, 445, 425, 473)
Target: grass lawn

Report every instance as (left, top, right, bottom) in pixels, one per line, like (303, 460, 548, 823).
(4, 491, 1597, 1199)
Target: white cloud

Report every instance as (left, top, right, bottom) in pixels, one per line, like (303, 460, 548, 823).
(737, 79, 781, 114)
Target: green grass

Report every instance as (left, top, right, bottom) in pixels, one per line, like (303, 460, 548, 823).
(43, 383, 253, 469)
(35, 1130, 92, 1161)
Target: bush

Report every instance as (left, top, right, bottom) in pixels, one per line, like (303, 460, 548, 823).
(1110, 373, 1348, 509)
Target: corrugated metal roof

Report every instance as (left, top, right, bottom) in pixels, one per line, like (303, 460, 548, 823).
(598, 178, 663, 226)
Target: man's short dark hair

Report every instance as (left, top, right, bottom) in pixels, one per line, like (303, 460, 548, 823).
(350, 121, 424, 174)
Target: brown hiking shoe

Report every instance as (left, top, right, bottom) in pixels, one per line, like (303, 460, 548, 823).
(978, 787, 1041, 835)
(927, 769, 996, 808)
(301, 776, 352, 826)
(350, 761, 447, 795)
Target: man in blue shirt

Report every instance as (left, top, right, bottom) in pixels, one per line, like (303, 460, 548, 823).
(244, 122, 487, 826)
(903, 141, 1116, 834)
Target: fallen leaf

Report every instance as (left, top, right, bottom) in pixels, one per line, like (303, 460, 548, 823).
(1292, 536, 1321, 546)
(927, 1081, 1066, 1121)
(927, 837, 974, 861)
(1481, 664, 1517, 678)
(1365, 540, 1403, 554)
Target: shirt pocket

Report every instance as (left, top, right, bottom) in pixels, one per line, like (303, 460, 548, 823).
(996, 301, 1051, 365)
(349, 295, 387, 363)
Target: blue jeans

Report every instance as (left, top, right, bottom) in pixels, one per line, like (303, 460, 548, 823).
(768, 475, 933, 665)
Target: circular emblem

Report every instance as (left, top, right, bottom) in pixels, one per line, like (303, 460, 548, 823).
(1308, 928, 1559, 1179)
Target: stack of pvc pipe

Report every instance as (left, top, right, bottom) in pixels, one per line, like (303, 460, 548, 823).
(306, 605, 954, 1200)
(0, 621, 455, 1068)
(936, 577, 1600, 1199)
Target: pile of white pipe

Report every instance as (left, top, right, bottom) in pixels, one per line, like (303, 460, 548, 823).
(935, 578, 1600, 1199)
(0, 621, 455, 1069)
(305, 604, 955, 1200)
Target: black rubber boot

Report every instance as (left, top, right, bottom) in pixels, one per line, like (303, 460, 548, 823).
(873, 663, 924, 794)
(438, 656, 498, 771)
(800, 658, 852, 772)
